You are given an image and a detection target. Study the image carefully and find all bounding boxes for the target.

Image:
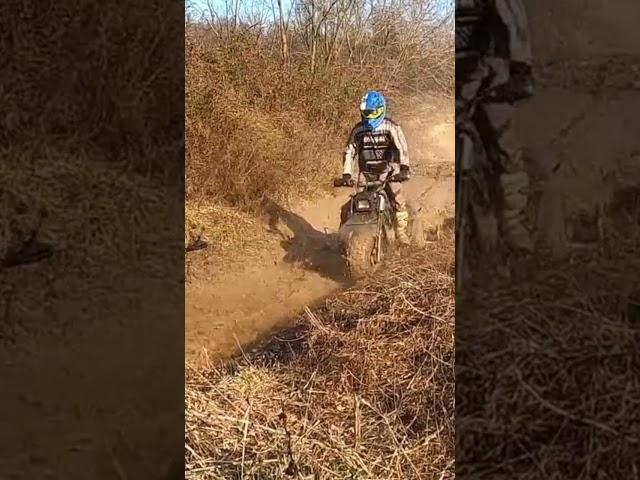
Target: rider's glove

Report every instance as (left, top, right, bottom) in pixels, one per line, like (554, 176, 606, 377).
(397, 165, 411, 182)
(334, 173, 353, 187)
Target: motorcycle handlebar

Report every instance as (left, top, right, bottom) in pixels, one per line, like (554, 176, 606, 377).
(362, 179, 384, 187)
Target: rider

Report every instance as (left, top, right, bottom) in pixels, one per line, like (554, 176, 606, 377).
(456, 0, 535, 253)
(338, 90, 412, 245)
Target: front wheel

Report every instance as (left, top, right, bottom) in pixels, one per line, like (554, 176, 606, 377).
(345, 232, 379, 280)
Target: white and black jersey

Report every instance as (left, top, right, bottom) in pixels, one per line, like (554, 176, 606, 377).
(342, 118, 410, 177)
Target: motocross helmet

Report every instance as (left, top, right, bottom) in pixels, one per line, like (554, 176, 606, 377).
(360, 90, 386, 130)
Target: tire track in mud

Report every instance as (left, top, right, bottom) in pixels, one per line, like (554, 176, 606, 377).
(185, 101, 454, 362)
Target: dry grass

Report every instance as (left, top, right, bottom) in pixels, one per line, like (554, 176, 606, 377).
(0, 1, 183, 178)
(185, 203, 262, 253)
(0, 1, 183, 279)
(0, 153, 178, 276)
(184, 27, 362, 258)
(456, 189, 640, 478)
(185, 235, 455, 479)
(184, 201, 277, 279)
(0, 150, 182, 343)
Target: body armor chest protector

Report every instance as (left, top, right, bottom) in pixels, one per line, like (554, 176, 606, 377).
(355, 128, 399, 175)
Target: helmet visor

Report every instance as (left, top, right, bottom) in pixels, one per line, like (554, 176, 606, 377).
(361, 106, 384, 120)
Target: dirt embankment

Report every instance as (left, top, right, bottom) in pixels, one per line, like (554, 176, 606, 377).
(185, 96, 454, 361)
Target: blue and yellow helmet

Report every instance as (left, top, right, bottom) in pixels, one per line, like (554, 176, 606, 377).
(360, 90, 386, 129)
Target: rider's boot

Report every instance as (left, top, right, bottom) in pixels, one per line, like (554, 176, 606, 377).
(395, 210, 411, 246)
(500, 171, 533, 253)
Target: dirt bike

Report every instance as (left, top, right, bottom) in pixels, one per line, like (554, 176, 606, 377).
(455, 94, 501, 294)
(334, 169, 423, 280)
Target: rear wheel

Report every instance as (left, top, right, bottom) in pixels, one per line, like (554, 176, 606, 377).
(345, 232, 378, 280)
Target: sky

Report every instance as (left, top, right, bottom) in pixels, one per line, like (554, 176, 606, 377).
(187, 0, 453, 23)
(186, 0, 294, 22)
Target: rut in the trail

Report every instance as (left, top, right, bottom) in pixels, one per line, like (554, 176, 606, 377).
(185, 99, 454, 361)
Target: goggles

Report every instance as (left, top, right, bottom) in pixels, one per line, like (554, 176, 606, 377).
(361, 106, 384, 119)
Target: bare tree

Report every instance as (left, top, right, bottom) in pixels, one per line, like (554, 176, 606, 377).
(186, 0, 454, 91)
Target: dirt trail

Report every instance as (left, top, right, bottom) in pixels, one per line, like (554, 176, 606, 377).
(185, 98, 454, 361)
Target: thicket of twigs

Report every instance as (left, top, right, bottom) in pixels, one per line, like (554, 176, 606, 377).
(185, 0, 453, 245)
(457, 188, 640, 478)
(185, 234, 455, 479)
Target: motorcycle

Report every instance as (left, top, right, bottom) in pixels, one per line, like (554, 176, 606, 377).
(334, 166, 424, 279)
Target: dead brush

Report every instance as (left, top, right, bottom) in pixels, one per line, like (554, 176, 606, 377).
(184, 23, 454, 213)
(184, 202, 278, 280)
(185, 234, 455, 480)
(0, 1, 182, 178)
(456, 189, 640, 478)
(185, 203, 261, 252)
(185, 30, 358, 212)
